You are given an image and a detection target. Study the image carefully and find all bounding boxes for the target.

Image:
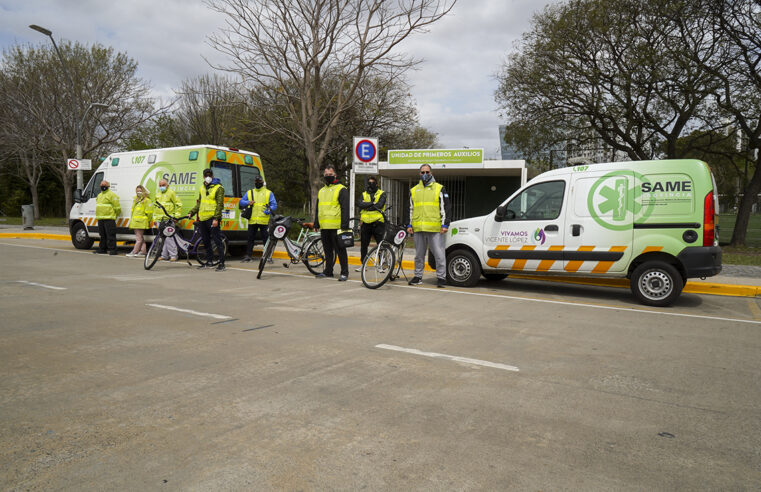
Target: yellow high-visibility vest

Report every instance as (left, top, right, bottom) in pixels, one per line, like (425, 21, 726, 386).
(317, 183, 345, 229)
(130, 196, 153, 229)
(360, 190, 385, 223)
(96, 190, 121, 220)
(410, 181, 443, 232)
(153, 189, 182, 220)
(198, 184, 221, 221)
(246, 188, 272, 225)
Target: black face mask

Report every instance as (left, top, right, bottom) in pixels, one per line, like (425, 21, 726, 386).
(367, 182, 377, 192)
(324, 175, 336, 185)
(101, 186, 109, 191)
(255, 181, 264, 189)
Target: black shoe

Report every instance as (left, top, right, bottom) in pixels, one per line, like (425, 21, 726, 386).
(338, 275, 348, 282)
(108, 251, 118, 256)
(437, 278, 447, 288)
(408, 276, 422, 285)
(94, 250, 107, 254)
(241, 256, 252, 263)
(215, 263, 226, 272)
(316, 273, 334, 278)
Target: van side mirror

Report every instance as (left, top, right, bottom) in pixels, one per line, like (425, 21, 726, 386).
(495, 205, 507, 222)
(73, 189, 83, 204)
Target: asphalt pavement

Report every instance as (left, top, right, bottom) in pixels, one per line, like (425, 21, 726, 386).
(1, 236, 760, 490)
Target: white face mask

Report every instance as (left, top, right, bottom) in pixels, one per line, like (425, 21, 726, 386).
(204, 176, 213, 184)
(136, 191, 143, 197)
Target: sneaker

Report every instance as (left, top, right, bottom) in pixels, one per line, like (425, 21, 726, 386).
(315, 273, 334, 279)
(408, 276, 422, 286)
(241, 256, 252, 263)
(437, 278, 447, 288)
(267, 257, 274, 264)
(108, 251, 118, 256)
(126, 252, 136, 257)
(215, 263, 226, 272)
(354, 266, 362, 272)
(338, 275, 348, 282)
(170, 257, 178, 262)
(135, 253, 145, 257)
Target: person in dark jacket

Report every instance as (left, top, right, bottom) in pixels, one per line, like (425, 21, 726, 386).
(314, 165, 350, 281)
(187, 168, 226, 271)
(356, 175, 387, 271)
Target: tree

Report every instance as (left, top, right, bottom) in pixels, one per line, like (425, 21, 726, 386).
(173, 74, 247, 146)
(207, 0, 455, 207)
(0, 42, 160, 214)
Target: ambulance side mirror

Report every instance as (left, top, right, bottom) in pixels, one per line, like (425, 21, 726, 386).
(73, 189, 83, 204)
(495, 205, 507, 222)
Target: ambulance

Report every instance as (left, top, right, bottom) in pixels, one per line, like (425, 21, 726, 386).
(442, 159, 722, 306)
(69, 145, 264, 249)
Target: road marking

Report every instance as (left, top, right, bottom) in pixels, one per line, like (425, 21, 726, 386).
(146, 303, 232, 320)
(16, 280, 67, 290)
(748, 300, 761, 321)
(376, 344, 520, 372)
(242, 324, 274, 332)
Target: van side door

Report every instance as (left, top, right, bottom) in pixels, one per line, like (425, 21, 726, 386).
(564, 168, 634, 274)
(482, 179, 567, 273)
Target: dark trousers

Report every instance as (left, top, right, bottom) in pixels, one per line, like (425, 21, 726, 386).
(246, 224, 268, 256)
(97, 219, 117, 253)
(198, 218, 225, 265)
(360, 221, 385, 262)
(321, 229, 348, 276)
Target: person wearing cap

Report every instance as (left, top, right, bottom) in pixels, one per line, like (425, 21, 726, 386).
(187, 168, 226, 271)
(356, 175, 386, 271)
(239, 175, 277, 262)
(94, 180, 121, 255)
(406, 164, 451, 287)
(314, 164, 350, 281)
(153, 178, 183, 261)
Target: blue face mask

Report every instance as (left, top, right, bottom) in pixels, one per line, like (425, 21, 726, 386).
(159, 186, 167, 193)
(421, 173, 433, 185)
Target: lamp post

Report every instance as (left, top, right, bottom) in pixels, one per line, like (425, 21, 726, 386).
(29, 24, 92, 191)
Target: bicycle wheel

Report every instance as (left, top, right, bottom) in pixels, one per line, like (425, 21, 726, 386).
(257, 238, 277, 279)
(361, 243, 395, 289)
(303, 238, 326, 275)
(194, 236, 227, 266)
(144, 236, 164, 270)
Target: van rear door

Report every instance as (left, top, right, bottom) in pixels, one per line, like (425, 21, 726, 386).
(564, 168, 634, 274)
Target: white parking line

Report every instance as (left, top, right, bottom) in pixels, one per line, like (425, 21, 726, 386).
(16, 280, 67, 290)
(146, 303, 232, 320)
(376, 344, 520, 372)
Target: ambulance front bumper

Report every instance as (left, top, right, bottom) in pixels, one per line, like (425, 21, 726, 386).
(677, 246, 722, 278)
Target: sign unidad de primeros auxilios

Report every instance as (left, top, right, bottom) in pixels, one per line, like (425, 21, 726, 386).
(353, 137, 378, 174)
(388, 148, 484, 165)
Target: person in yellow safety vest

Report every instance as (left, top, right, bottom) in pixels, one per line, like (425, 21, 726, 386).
(239, 175, 277, 263)
(356, 175, 386, 271)
(94, 180, 121, 255)
(152, 178, 183, 261)
(187, 168, 226, 271)
(127, 185, 153, 258)
(406, 164, 452, 288)
(314, 164, 350, 281)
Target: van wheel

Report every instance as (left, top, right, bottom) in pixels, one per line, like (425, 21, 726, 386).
(630, 261, 683, 307)
(482, 273, 508, 281)
(447, 249, 481, 287)
(71, 222, 94, 249)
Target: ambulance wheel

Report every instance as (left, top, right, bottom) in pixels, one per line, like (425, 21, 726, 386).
(447, 249, 481, 287)
(482, 273, 508, 281)
(630, 261, 683, 307)
(72, 222, 94, 249)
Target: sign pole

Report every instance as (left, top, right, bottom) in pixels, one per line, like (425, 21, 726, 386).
(349, 166, 356, 220)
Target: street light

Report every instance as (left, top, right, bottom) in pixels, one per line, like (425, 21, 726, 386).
(29, 24, 89, 190)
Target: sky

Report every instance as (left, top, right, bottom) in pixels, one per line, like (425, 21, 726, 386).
(0, 0, 555, 159)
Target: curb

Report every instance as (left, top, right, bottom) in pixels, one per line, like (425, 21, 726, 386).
(3, 232, 759, 298)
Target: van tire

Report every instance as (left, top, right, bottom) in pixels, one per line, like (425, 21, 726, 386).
(447, 249, 481, 287)
(630, 261, 683, 307)
(71, 222, 94, 249)
(482, 273, 508, 281)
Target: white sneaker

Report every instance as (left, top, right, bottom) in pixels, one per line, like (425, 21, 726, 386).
(126, 252, 136, 257)
(354, 267, 362, 272)
(135, 253, 145, 257)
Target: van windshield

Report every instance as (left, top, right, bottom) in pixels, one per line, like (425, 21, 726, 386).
(505, 180, 565, 221)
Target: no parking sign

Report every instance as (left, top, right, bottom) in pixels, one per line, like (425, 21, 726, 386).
(66, 158, 92, 171)
(353, 137, 378, 174)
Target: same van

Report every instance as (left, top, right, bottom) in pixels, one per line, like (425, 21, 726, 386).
(442, 159, 722, 306)
(69, 145, 264, 249)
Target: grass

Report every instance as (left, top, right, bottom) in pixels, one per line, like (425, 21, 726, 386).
(0, 216, 68, 226)
(718, 213, 761, 247)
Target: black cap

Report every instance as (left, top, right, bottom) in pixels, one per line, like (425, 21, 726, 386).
(203, 168, 214, 177)
(255, 175, 264, 182)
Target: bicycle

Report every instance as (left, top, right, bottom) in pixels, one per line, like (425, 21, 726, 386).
(144, 201, 229, 270)
(257, 205, 325, 279)
(360, 206, 409, 289)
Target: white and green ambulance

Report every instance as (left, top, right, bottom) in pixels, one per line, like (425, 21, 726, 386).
(69, 145, 264, 249)
(443, 159, 721, 306)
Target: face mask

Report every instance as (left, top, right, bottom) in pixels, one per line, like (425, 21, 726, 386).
(324, 175, 335, 185)
(367, 182, 377, 192)
(255, 181, 264, 189)
(101, 186, 109, 191)
(204, 176, 213, 185)
(421, 173, 433, 185)
(159, 186, 167, 193)
(136, 191, 143, 197)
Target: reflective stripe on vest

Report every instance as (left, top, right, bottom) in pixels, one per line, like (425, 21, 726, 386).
(360, 190, 385, 223)
(411, 182, 443, 232)
(154, 190, 178, 219)
(96, 191, 118, 220)
(247, 188, 271, 225)
(199, 184, 221, 221)
(130, 197, 151, 229)
(318, 184, 345, 229)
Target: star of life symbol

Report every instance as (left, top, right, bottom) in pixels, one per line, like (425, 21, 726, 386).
(587, 171, 654, 231)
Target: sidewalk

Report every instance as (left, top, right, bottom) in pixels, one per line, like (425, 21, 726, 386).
(1, 224, 758, 294)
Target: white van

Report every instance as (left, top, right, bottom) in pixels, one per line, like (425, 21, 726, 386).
(69, 145, 264, 249)
(442, 159, 722, 306)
